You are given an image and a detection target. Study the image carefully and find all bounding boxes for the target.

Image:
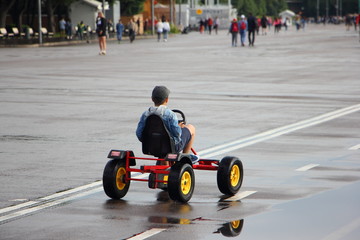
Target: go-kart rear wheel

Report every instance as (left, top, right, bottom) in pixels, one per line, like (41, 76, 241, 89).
(168, 163, 195, 203)
(217, 156, 243, 195)
(103, 160, 130, 199)
(219, 219, 244, 237)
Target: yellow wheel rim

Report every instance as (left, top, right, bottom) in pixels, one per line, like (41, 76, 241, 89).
(231, 220, 240, 229)
(230, 165, 240, 187)
(181, 171, 192, 195)
(116, 167, 126, 190)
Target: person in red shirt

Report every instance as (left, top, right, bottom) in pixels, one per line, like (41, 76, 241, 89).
(208, 17, 213, 35)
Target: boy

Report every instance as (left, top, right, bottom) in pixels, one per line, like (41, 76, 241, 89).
(136, 86, 196, 155)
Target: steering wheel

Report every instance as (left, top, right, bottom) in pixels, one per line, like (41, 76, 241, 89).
(172, 109, 186, 125)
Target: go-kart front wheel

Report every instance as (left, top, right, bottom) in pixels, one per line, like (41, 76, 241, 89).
(103, 160, 130, 199)
(217, 156, 243, 195)
(168, 163, 195, 203)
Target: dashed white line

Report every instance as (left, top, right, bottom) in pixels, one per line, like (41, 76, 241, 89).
(296, 164, 320, 172)
(0, 187, 102, 224)
(349, 144, 360, 150)
(223, 191, 257, 201)
(199, 103, 360, 158)
(322, 217, 360, 240)
(40, 181, 102, 201)
(0, 201, 38, 215)
(126, 228, 167, 240)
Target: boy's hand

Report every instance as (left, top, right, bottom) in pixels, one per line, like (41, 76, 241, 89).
(178, 121, 185, 128)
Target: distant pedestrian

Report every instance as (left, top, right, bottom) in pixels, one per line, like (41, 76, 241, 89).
(239, 15, 247, 47)
(204, 19, 208, 33)
(77, 21, 85, 40)
(295, 15, 301, 31)
(96, 11, 107, 55)
(274, 17, 281, 33)
(247, 13, 257, 47)
(214, 17, 219, 34)
(66, 18, 72, 39)
(116, 19, 124, 43)
(199, 19, 205, 34)
(208, 17, 213, 35)
(144, 18, 149, 32)
(107, 19, 114, 35)
(136, 18, 140, 34)
(261, 15, 268, 35)
(229, 18, 239, 47)
(156, 20, 163, 42)
(345, 14, 352, 31)
(59, 17, 66, 38)
(162, 19, 170, 42)
(128, 19, 136, 43)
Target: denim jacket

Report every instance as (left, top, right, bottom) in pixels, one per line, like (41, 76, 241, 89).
(136, 105, 182, 145)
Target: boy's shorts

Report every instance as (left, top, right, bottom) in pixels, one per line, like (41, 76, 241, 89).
(175, 127, 191, 152)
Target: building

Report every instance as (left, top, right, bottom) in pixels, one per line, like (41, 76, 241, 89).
(141, 0, 234, 30)
(69, 0, 120, 32)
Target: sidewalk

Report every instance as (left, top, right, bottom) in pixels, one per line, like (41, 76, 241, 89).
(0, 33, 158, 48)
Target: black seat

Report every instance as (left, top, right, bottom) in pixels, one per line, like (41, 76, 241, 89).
(142, 114, 176, 158)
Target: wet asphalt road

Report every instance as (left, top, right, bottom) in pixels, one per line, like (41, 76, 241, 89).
(0, 24, 360, 239)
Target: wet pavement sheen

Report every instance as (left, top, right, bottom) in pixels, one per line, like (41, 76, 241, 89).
(0, 24, 360, 239)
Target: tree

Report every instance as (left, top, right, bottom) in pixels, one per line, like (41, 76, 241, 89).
(235, 0, 287, 17)
(240, 0, 258, 15)
(301, 0, 358, 17)
(255, 0, 267, 16)
(232, 0, 245, 13)
(119, 0, 146, 16)
(44, 0, 77, 33)
(0, 0, 16, 27)
(10, 0, 30, 32)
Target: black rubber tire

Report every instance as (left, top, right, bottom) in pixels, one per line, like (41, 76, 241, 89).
(103, 160, 130, 199)
(168, 163, 195, 203)
(217, 156, 243, 195)
(219, 219, 244, 237)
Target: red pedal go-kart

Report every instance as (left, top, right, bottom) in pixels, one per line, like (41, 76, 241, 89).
(103, 110, 244, 202)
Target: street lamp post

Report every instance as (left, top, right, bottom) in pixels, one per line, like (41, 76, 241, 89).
(326, 0, 329, 21)
(102, 0, 106, 16)
(151, 0, 154, 35)
(38, 0, 42, 45)
(316, 0, 319, 23)
(340, 0, 342, 17)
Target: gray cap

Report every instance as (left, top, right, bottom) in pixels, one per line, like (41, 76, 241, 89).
(152, 86, 170, 102)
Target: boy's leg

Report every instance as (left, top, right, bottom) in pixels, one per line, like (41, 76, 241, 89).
(182, 124, 195, 153)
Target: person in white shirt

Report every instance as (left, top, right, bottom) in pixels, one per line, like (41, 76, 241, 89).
(156, 20, 163, 42)
(162, 19, 170, 42)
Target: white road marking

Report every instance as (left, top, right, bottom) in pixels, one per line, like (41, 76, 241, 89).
(0, 187, 102, 224)
(322, 217, 360, 240)
(349, 144, 360, 150)
(0, 201, 38, 215)
(9, 199, 28, 202)
(1, 104, 359, 224)
(223, 191, 257, 201)
(199, 103, 360, 158)
(132, 173, 149, 179)
(126, 228, 167, 240)
(296, 164, 320, 172)
(40, 181, 102, 201)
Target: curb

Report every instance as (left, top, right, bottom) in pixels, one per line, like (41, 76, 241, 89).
(0, 34, 158, 48)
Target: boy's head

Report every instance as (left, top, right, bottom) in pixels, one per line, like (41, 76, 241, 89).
(152, 86, 170, 106)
